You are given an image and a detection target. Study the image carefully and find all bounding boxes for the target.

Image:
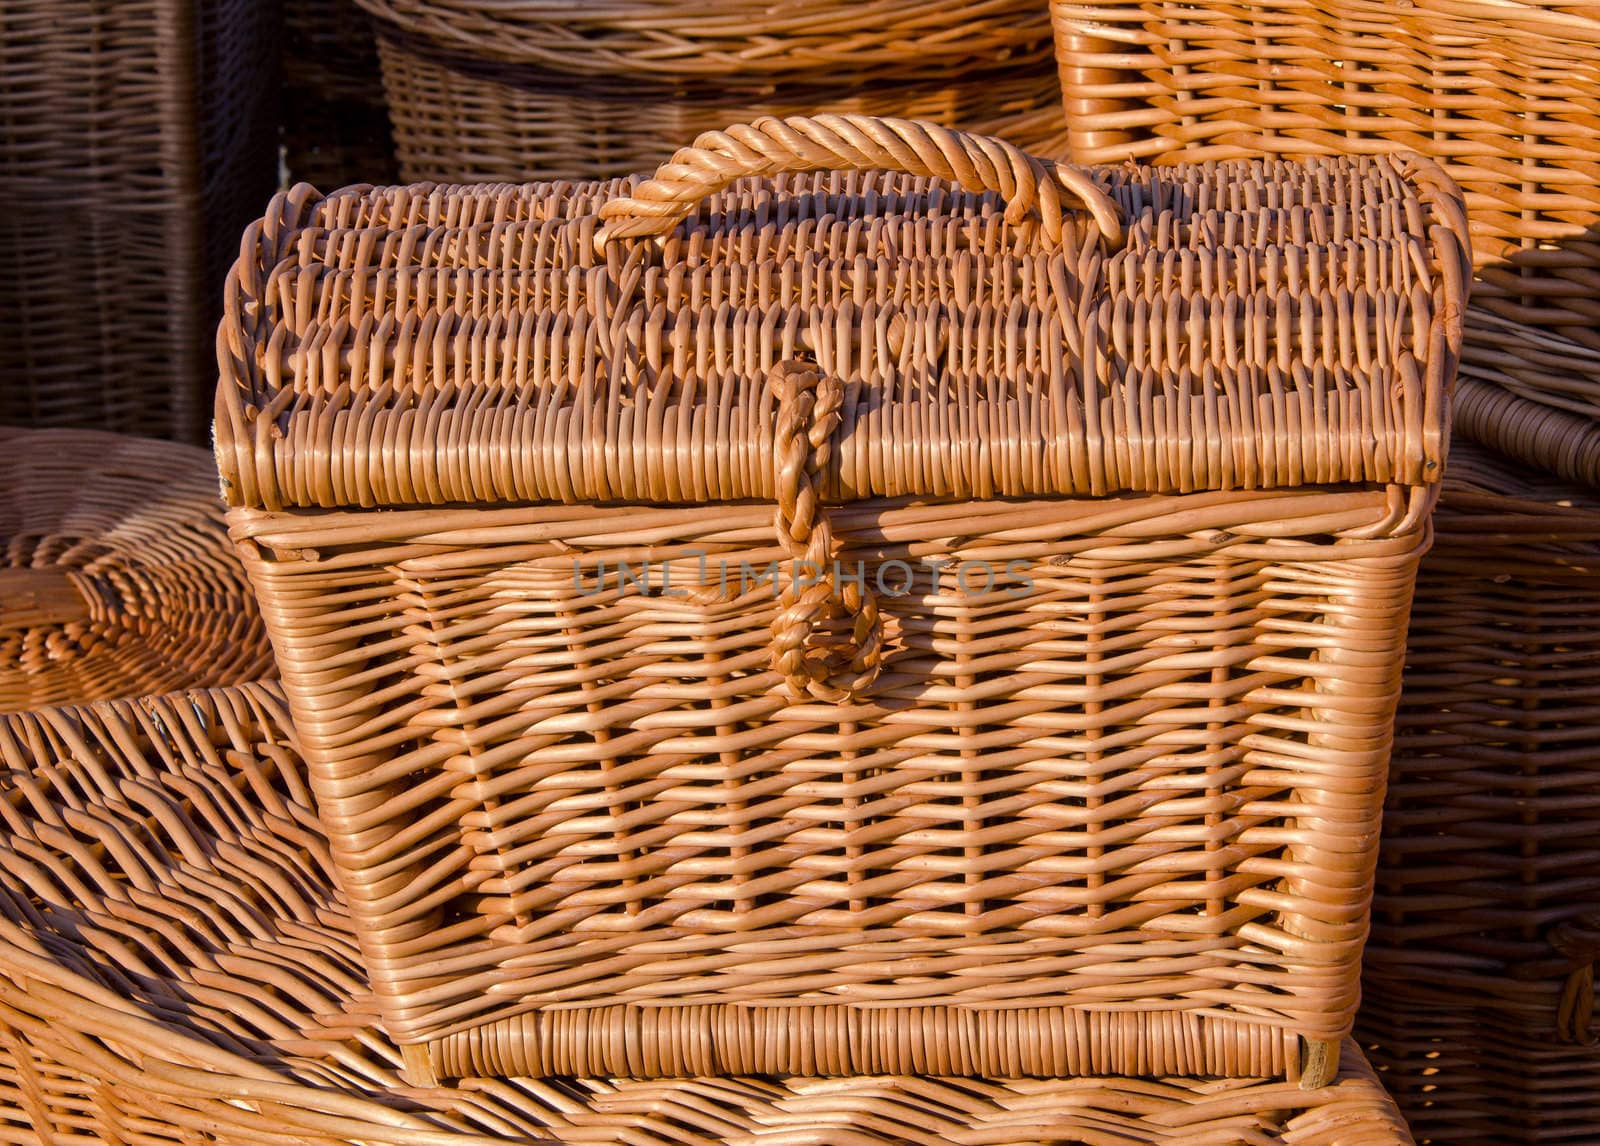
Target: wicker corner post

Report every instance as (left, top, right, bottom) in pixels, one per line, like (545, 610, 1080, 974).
(217, 114, 1469, 1087)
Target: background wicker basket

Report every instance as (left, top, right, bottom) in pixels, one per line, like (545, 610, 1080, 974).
(0, 0, 279, 443)
(281, 0, 398, 188)
(1047, 5, 1600, 1137)
(355, 0, 1065, 182)
(0, 428, 273, 714)
(0, 679, 1415, 1145)
(1046, 0, 1600, 354)
(217, 116, 1469, 1084)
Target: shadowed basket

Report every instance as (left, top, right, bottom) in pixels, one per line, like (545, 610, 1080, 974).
(216, 114, 1470, 1085)
(355, 0, 1063, 182)
(0, 0, 279, 443)
(0, 680, 1415, 1144)
(0, 428, 274, 714)
(282, 0, 398, 188)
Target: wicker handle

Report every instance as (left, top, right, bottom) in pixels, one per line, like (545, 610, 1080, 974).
(598, 114, 1125, 250)
(769, 360, 883, 704)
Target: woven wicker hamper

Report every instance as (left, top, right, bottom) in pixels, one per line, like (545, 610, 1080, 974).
(0, 680, 1415, 1145)
(0, 427, 274, 714)
(356, 0, 1064, 183)
(217, 114, 1471, 1085)
(0, 0, 279, 443)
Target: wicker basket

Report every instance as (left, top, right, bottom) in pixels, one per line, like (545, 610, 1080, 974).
(217, 114, 1470, 1084)
(0, 680, 1415, 1145)
(357, 0, 1061, 182)
(0, 428, 274, 714)
(282, 0, 399, 188)
(1047, 0, 1600, 355)
(1357, 987, 1598, 1146)
(0, 0, 279, 443)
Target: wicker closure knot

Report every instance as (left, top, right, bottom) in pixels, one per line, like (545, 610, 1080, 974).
(1551, 914, 1600, 1044)
(769, 361, 883, 703)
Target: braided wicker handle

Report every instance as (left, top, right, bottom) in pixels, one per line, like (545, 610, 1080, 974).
(598, 113, 1125, 250)
(769, 360, 883, 704)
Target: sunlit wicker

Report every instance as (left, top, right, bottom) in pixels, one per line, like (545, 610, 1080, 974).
(217, 114, 1469, 1084)
(0, 0, 278, 442)
(0, 427, 273, 714)
(0, 680, 1413, 1144)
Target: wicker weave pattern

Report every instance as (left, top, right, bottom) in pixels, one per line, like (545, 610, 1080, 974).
(1048, 0, 1600, 354)
(0, 683, 1412, 1144)
(218, 119, 1467, 1081)
(357, 0, 1065, 183)
(0, 428, 274, 714)
(0, 0, 278, 442)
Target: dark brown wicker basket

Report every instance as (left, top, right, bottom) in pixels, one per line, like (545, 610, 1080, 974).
(282, 0, 398, 188)
(357, 0, 1064, 182)
(0, 0, 279, 443)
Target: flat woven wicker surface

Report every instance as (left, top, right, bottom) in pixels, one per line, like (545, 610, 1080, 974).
(1048, 0, 1600, 354)
(0, 428, 273, 714)
(217, 119, 1467, 1081)
(0, 0, 278, 442)
(0, 681, 1413, 1145)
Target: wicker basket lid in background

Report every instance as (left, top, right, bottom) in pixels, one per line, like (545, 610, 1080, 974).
(0, 428, 274, 713)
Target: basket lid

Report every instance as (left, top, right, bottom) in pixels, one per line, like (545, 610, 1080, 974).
(215, 115, 1470, 513)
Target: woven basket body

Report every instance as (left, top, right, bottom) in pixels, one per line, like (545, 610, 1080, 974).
(217, 117, 1470, 1083)
(0, 680, 1413, 1144)
(0, 428, 274, 714)
(1047, 0, 1600, 355)
(0, 0, 279, 443)
(282, 0, 398, 188)
(1357, 435, 1600, 1143)
(357, 0, 1060, 182)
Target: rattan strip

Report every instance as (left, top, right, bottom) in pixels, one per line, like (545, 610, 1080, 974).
(1048, 0, 1600, 355)
(0, 427, 274, 714)
(0, 683, 1413, 1144)
(215, 139, 1469, 513)
(0, 0, 278, 443)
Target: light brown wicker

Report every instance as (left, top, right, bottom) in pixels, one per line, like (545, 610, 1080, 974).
(217, 114, 1470, 1084)
(1047, 0, 1600, 354)
(358, 0, 1060, 182)
(0, 681, 1415, 1145)
(0, 0, 279, 443)
(0, 427, 274, 715)
(282, 0, 398, 189)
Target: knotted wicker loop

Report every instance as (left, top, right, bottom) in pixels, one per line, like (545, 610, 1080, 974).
(597, 114, 1124, 252)
(1550, 914, 1600, 1044)
(768, 360, 882, 704)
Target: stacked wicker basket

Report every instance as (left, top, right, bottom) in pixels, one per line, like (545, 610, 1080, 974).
(353, 0, 1070, 182)
(1048, 2, 1600, 1140)
(0, 0, 278, 443)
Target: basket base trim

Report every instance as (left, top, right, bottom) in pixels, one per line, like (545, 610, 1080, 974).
(409, 1005, 1306, 1082)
